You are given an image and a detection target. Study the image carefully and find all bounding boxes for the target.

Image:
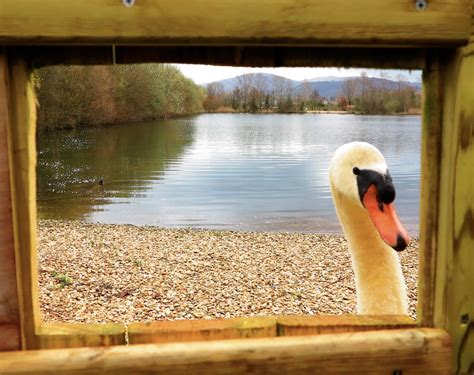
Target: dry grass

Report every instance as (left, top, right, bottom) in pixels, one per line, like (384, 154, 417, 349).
(38, 220, 418, 323)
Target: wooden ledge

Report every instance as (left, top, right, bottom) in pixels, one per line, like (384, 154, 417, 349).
(13, 45, 429, 69)
(0, 328, 451, 374)
(34, 315, 417, 348)
(0, 0, 470, 46)
(37, 323, 126, 349)
(128, 316, 277, 345)
(277, 314, 416, 336)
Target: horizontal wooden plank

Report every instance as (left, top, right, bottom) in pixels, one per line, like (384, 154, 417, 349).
(277, 315, 416, 336)
(0, 329, 452, 374)
(14, 46, 428, 69)
(0, 0, 470, 46)
(115, 46, 429, 68)
(38, 315, 417, 348)
(129, 317, 276, 344)
(36, 323, 126, 349)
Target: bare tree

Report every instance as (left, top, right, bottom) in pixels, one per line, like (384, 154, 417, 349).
(231, 87, 243, 110)
(237, 74, 255, 110)
(379, 71, 389, 96)
(359, 72, 371, 111)
(252, 74, 269, 110)
(272, 75, 293, 111)
(341, 78, 358, 105)
(299, 81, 313, 101)
(203, 82, 225, 111)
(272, 75, 293, 98)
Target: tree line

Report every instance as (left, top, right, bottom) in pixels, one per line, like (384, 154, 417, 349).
(203, 72, 421, 115)
(203, 74, 308, 113)
(35, 67, 421, 132)
(340, 72, 420, 114)
(35, 64, 204, 131)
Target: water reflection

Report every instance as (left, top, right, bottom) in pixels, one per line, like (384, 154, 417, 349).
(37, 114, 420, 233)
(37, 120, 195, 220)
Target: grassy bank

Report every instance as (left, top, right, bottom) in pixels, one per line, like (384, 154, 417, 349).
(38, 220, 418, 323)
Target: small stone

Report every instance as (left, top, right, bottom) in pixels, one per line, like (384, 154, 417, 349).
(37, 219, 419, 323)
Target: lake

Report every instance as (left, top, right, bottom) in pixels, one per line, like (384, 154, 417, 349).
(37, 113, 421, 233)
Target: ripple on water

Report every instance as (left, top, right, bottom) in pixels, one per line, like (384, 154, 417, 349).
(37, 114, 421, 233)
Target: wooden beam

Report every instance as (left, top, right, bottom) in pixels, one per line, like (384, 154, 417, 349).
(114, 46, 428, 69)
(14, 45, 428, 69)
(435, 40, 474, 373)
(418, 52, 444, 327)
(129, 316, 276, 345)
(0, 51, 21, 351)
(277, 315, 415, 336)
(471, 0, 474, 38)
(0, 0, 470, 46)
(35, 315, 417, 348)
(18, 47, 115, 67)
(37, 323, 126, 349)
(5, 56, 39, 350)
(128, 315, 417, 346)
(0, 329, 452, 374)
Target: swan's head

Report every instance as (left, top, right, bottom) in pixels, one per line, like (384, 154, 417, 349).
(329, 142, 411, 251)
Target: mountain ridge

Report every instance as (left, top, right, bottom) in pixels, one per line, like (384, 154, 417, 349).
(202, 73, 421, 99)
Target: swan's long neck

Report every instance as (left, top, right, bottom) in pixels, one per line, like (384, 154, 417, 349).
(332, 191, 408, 315)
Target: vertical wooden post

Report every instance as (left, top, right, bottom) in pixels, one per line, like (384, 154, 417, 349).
(434, 41, 474, 372)
(0, 52, 21, 351)
(3, 52, 40, 350)
(418, 53, 443, 327)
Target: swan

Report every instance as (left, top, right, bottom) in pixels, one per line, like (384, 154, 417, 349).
(329, 142, 411, 315)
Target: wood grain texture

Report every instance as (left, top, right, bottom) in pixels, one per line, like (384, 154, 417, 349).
(0, 52, 21, 351)
(129, 316, 276, 345)
(0, 329, 452, 374)
(37, 316, 416, 348)
(418, 54, 444, 327)
(471, 0, 474, 37)
(277, 315, 415, 336)
(0, 324, 20, 352)
(6, 57, 39, 350)
(0, 0, 470, 46)
(37, 323, 126, 349)
(435, 41, 474, 374)
(13, 45, 428, 69)
(115, 46, 428, 68)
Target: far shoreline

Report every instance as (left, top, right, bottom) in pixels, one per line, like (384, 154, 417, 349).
(202, 110, 422, 116)
(37, 111, 422, 133)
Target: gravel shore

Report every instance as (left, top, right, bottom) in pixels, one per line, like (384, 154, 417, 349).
(38, 220, 418, 323)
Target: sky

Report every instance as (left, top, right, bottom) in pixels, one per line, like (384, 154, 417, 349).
(175, 64, 422, 85)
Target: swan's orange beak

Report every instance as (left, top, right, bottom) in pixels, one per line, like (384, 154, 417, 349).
(362, 184, 411, 251)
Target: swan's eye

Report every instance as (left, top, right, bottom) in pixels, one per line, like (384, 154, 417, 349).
(353, 167, 360, 175)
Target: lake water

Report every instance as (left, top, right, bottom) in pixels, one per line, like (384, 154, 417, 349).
(37, 114, 421, 233)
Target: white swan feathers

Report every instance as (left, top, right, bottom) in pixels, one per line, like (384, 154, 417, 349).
(329, 142, 411, 315)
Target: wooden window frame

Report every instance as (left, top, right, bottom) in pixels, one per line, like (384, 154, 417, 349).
(2, 46, 431, 349)
(0, 1, 472, 373)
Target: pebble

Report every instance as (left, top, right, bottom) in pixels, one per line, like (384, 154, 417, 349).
(37, 219, 418, 323)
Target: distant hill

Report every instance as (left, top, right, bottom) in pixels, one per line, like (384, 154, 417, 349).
(302, 76, 348, 82)
(210, 73, 300, 93)
(203, 74, 421, 99)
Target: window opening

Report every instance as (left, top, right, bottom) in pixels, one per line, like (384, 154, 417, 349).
(36, 64, 421, 323)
